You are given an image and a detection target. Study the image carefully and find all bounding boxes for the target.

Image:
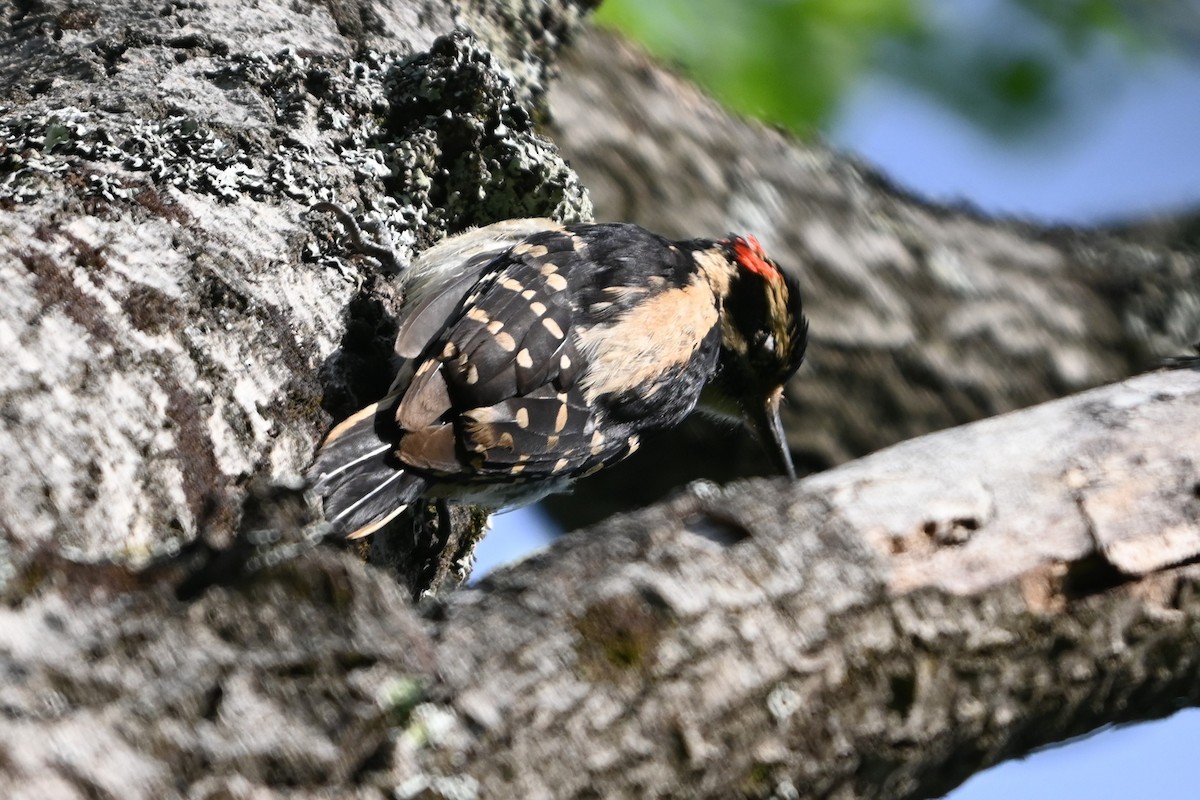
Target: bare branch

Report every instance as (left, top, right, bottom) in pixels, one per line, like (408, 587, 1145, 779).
(3, 369, 1197, 798)
(545, 29, 1200, 525)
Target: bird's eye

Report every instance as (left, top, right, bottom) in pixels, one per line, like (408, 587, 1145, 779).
(751, 332, 776, 362)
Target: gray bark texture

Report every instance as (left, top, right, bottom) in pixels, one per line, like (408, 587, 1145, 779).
(1, 2, 1199, 799)
(4, 368, 1199, 799)
(543, 29, 1200, 527)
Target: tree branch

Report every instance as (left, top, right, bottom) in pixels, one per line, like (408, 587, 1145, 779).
(426, 366, 1200, 798)
(3, 3, 1199, 797)
(3, 368, 1197, 798)
(544, 28, 1200, 526)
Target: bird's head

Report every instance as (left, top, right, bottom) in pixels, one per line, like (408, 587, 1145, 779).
(698, 234, 808, 479)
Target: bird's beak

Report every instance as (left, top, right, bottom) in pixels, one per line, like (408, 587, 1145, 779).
(752, 386, 795, 480)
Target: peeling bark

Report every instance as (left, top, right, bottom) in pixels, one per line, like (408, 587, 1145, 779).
(3, 368, 1198, 799)
(427, 367, 1200, 799)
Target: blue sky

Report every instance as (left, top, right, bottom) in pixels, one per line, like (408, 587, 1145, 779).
(476, 6, 1200, 797)
(833, 41, 1200, 224)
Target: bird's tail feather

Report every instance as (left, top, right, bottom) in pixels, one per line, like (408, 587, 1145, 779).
(307, 400, 427, 538)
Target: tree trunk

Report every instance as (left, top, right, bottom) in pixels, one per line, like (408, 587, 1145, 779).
(0, 0, 594, 560)
(1, 2, 1198, 798)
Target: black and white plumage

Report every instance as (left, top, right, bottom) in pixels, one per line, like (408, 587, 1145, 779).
(309, 219, 808, 539)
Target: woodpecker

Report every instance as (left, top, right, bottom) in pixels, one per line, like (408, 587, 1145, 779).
(309, 218, 807, 539)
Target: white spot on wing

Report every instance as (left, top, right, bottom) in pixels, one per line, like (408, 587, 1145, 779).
(515, 243, 549, 258)
(542, 318, 565, 339)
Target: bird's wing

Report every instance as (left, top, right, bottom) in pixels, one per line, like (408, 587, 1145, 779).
(393, 228, 625, 481)
(394, 218, 563, 360)
(393, 223, 723, 483)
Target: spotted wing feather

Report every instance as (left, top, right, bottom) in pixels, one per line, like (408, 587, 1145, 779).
(394, 218, 563, 360)
(392, 229, 641, 481)
(458, 385, 611, 478)
(312, 221, 729, 534)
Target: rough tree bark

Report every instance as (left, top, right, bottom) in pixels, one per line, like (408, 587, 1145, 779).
(0, 0, 596, 572)
(1, 1, 1198, 799)
(3, 368, 1198, 799)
